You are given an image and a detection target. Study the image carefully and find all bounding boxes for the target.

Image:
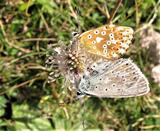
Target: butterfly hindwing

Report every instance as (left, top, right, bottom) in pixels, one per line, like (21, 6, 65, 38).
(78, 58, 150, 98)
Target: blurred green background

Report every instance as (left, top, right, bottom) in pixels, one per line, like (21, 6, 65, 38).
(0, 0, 160, 130)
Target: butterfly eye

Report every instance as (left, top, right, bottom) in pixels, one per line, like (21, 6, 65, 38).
(72, 32, 79, 37)
(101, 31, 106, 35)
(88, 34, 92, 39)
(94, 30, 99, 34)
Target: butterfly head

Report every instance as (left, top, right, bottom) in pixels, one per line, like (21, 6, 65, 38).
(72, 31, 80, 38)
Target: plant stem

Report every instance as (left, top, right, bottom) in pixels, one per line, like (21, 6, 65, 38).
(108, 0, 123, 23)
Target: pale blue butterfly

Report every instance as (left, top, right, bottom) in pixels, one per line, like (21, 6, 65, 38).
(77, 58, 150, 98)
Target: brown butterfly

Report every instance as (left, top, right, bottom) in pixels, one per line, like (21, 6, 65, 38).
(78, 24, 134, 59)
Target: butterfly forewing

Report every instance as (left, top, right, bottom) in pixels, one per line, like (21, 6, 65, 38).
(78, 58, 150, 98)
(79, 24, 134, 59)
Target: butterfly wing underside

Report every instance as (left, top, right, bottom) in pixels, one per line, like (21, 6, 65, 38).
(79, 24, 134, 59)
(79, 59, 150, 98)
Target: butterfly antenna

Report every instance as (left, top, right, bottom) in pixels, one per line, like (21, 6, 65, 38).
(68, 0, 82, 34)
(75, 7, 82, 34)
(104, 2, 110, 21)
(108, 0, 123, 24)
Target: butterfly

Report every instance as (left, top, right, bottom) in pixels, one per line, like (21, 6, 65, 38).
(78, 24, 134, 59)
(77, 58, 150, 98)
